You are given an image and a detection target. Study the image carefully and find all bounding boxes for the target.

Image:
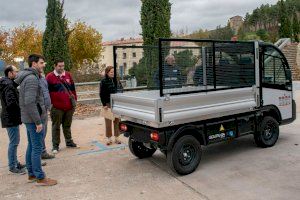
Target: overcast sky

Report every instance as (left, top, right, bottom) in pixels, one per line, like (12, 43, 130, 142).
(0, 0, 279, 41)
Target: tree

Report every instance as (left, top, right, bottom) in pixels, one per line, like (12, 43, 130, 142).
(278, 0, 292, 38)
(43, 0, 72, 74)
(132, 0, 171, 87)
(140, 0, 171, 46)
(173, 50, 197, 83)
(9, 25, 43, 61)
(0, 25, 42, 65)
(68, 21, 103, 68)
(209, 24, 234, 40)
(0, 29, 9, 63)
(256, 29, 269, 41)
(184, 29, 209, 39)
(292, 9, 300, 42)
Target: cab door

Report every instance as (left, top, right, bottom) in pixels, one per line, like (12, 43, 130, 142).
(261, 45, 293, 121)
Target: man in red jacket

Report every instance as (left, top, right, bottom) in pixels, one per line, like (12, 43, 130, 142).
(46, 59, 78, 154)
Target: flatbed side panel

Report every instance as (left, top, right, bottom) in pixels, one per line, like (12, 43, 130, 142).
(111, 93, 157, 122)
(162, 87, 256, 124)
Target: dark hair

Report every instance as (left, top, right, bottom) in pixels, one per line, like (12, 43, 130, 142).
(105, 66, 114, 76)
(54, 59, 64, 66)
(28, 54, 45, 67)
(4, 65, 13, 77)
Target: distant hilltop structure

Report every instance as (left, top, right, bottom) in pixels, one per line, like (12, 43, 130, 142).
(228, 15, 244, 34)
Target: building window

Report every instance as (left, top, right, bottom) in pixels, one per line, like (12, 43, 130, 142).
(132, 52, 136, 58)
(133, 62, 137, 67)
(123, 53, 126, 59)
(123, 63, 127, 75)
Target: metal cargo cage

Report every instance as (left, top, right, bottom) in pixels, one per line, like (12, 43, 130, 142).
(111, 39, 258, 128)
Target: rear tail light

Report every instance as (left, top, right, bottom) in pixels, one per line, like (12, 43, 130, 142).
(150, 132, 159, 141)
(119, 124, 128, 132)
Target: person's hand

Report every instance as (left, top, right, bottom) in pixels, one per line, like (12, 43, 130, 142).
(103, 106, 108, 110)
(36, 124, 43, 133)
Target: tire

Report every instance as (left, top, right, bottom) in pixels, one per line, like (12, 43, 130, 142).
(128, 137, 156, 159)
(254, 116, 279, 148)
(167, 135, 202, 175)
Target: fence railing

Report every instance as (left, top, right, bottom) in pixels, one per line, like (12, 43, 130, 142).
(75, 81, 147, 103)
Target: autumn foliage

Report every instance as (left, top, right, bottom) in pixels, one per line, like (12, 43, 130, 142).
(0, 22, 102, 70)
(0, 25, 43, 65)
(68, 21, 103, 67)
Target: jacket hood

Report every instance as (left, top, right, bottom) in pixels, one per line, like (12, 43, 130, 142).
(0, 77, 13, 92)
(14, 68, 38, 85)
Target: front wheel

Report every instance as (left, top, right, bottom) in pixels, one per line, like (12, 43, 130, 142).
(167, 135, 202, 175)
(254, 116, 279, 148)
(128, 137, 156, 159)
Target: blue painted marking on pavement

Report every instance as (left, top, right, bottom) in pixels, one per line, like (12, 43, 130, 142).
(91, 140, 109, 150)
(78, 140, 127, 156)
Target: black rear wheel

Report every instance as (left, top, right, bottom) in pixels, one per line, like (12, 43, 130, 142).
(167, 135, 202, 175)
(254, 116, 279, 148)
(128, 137, 156, 159)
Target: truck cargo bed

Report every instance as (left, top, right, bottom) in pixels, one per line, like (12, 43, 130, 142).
(112, 86, 257, 128)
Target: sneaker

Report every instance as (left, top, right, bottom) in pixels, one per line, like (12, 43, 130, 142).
(115, 137, 122, 144)
(52, 147, 59, 154)
(66, 141, 79, 148)
(36, 178, 57, 186)
(9, 168, 26, 175)
(28, 175, 37, 183)
(41, 161, 47, 166)
(16, 162, 26, 169)
(42, 152, 55, 159)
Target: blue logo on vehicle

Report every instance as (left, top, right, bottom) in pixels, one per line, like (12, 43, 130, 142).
(227, 130, 235, 137)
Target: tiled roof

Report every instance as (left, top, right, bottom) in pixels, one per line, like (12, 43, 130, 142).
(102, 38, 143, 46)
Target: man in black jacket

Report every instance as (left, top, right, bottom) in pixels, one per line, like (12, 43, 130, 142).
(0, 65, 25, 174)
(153, 55, 183, 89)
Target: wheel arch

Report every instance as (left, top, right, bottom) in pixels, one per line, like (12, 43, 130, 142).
(167, 125, 206, 152)
(260, 105, 282, 124)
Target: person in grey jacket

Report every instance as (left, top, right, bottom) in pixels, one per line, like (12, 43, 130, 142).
(15, 54, 57, 186)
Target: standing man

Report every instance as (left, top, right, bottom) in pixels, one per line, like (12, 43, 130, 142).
(46, 59, 78, 154)
(39, 74, 55, 159)
(0, 65, 26, 174)
(15, 54, 57, 186)
(154, 55, 183, 89)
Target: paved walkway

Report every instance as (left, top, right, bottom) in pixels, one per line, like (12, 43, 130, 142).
(0, 89, 299, 200)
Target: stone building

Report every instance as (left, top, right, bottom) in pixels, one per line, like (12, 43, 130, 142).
(229, 15, 243, 34)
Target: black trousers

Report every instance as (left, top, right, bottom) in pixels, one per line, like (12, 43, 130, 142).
(51, 107, 75, 148)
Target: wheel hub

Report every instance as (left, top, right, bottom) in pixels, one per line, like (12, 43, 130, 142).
(264, 123, 275, 140)
(179, 145, 195, 165)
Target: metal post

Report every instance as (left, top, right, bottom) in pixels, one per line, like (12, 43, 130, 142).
(212, 42, 216, 89)
(113, 46, 117, 88)
(159, 39, 163, 97)
(202, 47, 207, 90)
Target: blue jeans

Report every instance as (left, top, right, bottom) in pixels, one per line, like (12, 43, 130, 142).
(6, 126, 20, 170)
(25, 123, 46, 179)
(42, 114, 48, 154)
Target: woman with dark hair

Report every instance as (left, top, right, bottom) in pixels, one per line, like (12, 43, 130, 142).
(99, 66, 121, 145)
